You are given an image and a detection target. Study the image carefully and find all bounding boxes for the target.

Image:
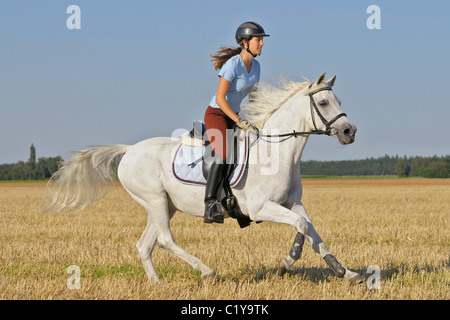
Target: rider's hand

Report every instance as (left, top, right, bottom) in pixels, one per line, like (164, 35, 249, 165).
(236, 119, 256, 131)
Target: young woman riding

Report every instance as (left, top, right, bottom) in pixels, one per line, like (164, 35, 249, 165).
(203, 21, 270, 224)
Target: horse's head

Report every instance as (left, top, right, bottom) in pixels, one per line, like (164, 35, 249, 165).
(306, 73, 357, 145)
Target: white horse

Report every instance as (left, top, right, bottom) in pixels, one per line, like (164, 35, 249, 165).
(45, 73, 364, 284)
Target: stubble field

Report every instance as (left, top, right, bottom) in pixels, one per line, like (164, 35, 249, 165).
(0, 178, 448, 300)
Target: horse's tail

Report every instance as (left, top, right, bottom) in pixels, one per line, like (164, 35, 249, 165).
(43, 144, 130, 212)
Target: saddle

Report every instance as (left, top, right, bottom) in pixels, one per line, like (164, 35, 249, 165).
(172, 121, 253, 228)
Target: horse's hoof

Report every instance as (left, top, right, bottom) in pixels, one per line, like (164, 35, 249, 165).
(278, 259, 289, 277)
(201, 271, 217, 284)
(345, 270, 364, 285)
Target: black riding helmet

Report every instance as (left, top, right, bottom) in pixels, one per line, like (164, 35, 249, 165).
(235, 21, 270, 57)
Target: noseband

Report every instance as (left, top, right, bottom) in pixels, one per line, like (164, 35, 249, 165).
(257, 86, 347, 139)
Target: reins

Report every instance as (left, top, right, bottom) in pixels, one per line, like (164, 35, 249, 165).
(255, 86, 347, 139)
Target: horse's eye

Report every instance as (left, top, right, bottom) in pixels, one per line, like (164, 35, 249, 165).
(319, 100, 328, 106)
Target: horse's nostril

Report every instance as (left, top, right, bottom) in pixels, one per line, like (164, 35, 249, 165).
(344, 128, 351, 135)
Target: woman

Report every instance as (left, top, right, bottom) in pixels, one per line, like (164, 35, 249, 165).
(203, 21, 269, 224)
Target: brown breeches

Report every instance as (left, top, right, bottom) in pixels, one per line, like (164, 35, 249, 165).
(204, 106, 235, 163)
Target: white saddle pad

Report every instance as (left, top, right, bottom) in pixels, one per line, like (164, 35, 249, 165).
(171, 136, 248, 187)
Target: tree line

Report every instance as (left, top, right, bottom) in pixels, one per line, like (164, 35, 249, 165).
(300, 154, 450, 178)
(1, 145, 449, 180)
(0, 144, 63, 180)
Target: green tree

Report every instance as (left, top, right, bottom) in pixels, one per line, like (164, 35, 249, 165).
(24, 143, 37, 179)
(0, 144, 63, 180)
(395, 159, 410, 177)
(29, 143, 36, 164)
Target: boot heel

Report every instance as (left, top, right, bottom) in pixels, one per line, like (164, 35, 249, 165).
(204, 200, 224, 224)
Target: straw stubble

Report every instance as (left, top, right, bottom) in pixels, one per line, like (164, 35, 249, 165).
(0, 179, 448, 299)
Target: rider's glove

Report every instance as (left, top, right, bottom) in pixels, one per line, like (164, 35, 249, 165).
(236, 119, 256, 131)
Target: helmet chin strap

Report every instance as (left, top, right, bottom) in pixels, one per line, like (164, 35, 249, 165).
(242, 39, 258, 57)
(246, 45, 257, 57)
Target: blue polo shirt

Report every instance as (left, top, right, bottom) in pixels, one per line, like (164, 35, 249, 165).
(209, 54, 260, 113)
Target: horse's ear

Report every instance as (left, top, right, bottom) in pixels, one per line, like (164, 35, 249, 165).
(327, 75, 336, 87)
(316, 73, 326, 85)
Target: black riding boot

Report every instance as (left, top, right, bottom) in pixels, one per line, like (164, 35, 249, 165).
(204, 162, 225, 224)
(221, 163, 252, 229)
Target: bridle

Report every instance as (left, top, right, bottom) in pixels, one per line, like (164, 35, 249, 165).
(256, 86, 347, 139)
(308, 86, 347, 136)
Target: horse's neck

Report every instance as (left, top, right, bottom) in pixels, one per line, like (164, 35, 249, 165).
(262, 93, 311, 165)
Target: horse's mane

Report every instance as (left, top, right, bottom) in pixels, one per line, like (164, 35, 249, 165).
(241, 77, 328, 128)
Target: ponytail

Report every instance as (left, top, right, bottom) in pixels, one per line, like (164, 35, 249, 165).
(210, 47, 242, 71)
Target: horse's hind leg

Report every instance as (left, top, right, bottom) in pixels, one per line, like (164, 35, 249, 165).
(136, 220, 160, 282)
(141, 192, 216, 282)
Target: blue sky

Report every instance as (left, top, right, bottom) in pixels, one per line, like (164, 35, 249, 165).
(1, 0, 449, 163)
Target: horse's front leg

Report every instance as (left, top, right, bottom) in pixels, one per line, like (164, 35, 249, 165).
(279, 202, 337, 275)
(250, 200, 310, 235)
(272, 201, 333, 277)
(252, 200, 363, 284)
(249, 200, 310, 274)
(283, 202, 364, 284)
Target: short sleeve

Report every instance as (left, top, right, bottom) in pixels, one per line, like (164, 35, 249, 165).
(218, 59, 237, 82)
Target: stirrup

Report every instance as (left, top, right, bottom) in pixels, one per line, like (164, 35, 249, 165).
(221, 195, 251, 228)
(204, 200, 224, 224)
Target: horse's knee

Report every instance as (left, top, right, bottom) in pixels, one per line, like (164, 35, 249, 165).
(136, 241, 153, 261)
(295, 216, 309, 236)
(157, 235, 176, 251)
(135, 242, 142, 254)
